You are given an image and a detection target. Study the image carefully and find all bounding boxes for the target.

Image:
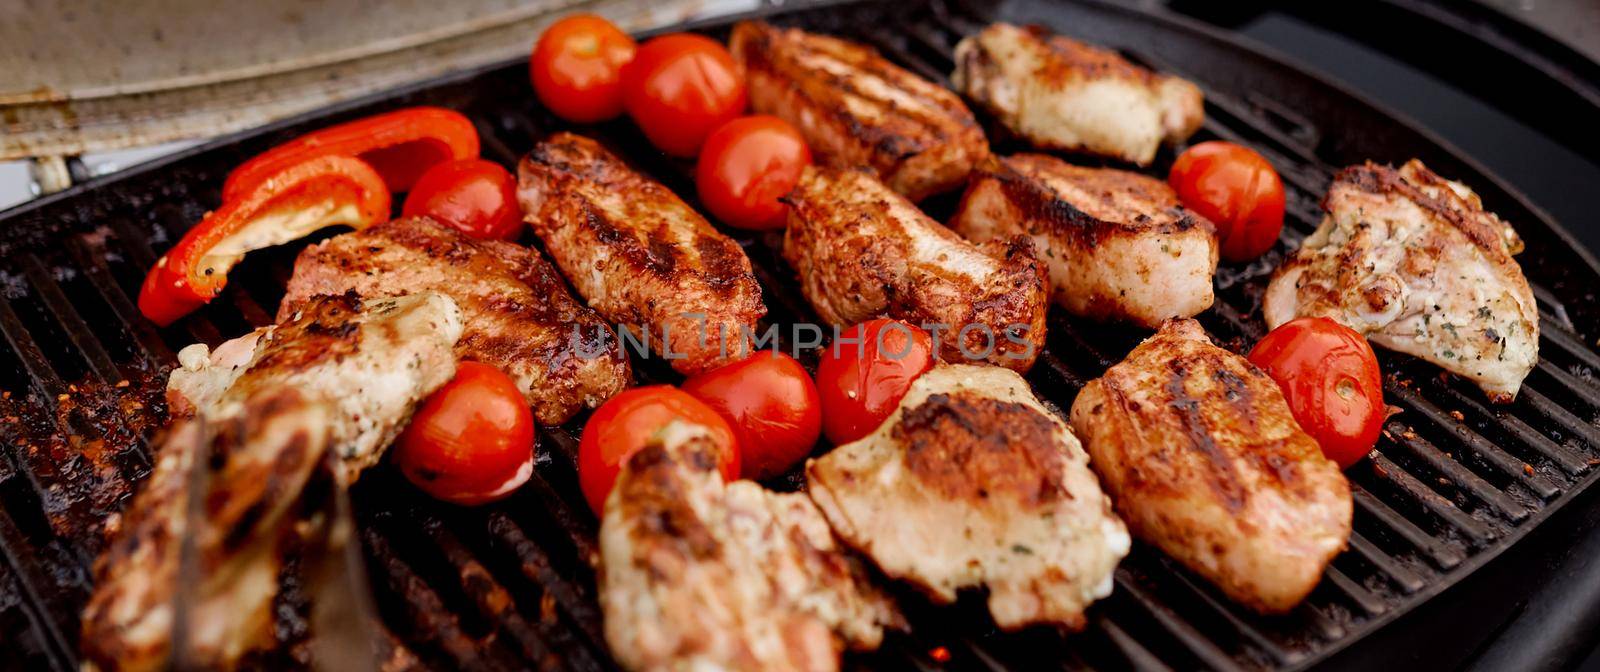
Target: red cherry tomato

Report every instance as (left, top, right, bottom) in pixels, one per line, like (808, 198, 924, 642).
(682, 351, 821, 480)
(1248, 317, 1386, 469)
(393, 362, 535, 505)
(530, 14, 637, 123)
(578, 386, 740, 514)
(401, 159, 523, 240)
(814, 319, 937, 445)
(621, 33, 746, 157)
(1168, 141, 1286, 262)
(695, 116, 812, 230)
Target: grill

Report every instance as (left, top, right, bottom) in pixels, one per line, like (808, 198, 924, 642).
(3, 0, 1600, 670)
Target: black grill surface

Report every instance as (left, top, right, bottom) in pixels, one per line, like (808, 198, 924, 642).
(3, 1, 1600, 670)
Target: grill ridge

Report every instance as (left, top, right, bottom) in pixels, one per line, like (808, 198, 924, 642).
(0, 0, 1598, 670)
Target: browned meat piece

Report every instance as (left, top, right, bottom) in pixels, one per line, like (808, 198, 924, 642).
(807, 364, 1129, 631)
(518, 133, 766, 375)
(1264, 160, 1538, 402)
(1069, 319, 1352, 613)
(731, 20, 988, 201)
(782, 166, 1047, 371)
(214, 292, 463, 479)
(952, 154, 1218, 328)
(600, 421, 902, 672)
(279, 217, 631, 425)
(952, 23, 1203, 165)
(83, 390, 332, 672)
(84, 293, 463, 671)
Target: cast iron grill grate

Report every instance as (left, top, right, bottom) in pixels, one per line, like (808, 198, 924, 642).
(3, 0, 1600, 670)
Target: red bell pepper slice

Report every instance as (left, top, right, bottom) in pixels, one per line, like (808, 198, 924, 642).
(140, 155, 390, 326)
(222, 107, 479, 201)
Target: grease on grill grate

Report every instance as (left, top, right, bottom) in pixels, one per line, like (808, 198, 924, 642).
(3, 1, 1600, 670)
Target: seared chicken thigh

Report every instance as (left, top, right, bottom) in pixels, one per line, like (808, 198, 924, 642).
(84, 391, 333, 672)
(519, 133, 766, 375)
(807, 364, 1130, 631)
(1264, 160, 1538, 402)
(600, 421, 902, 672)
(1069, 319, 1351, 613)
(280, 217, 631, 425)
(952, 23, 1203, 166)
(783, 166, 1048, 371)
(731, 20, 988, 201)
(187, 292, 463, 480)
(84, 293, 463, 671)
(952, 154, 1218, 328)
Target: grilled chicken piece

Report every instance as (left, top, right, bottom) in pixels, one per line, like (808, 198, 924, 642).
(83, 390, 333, 672)
(167, 329, 264, 419)
(783, 166, 1048, 371)
(518, 133, 766, 375)
(600, 421, 902, 672)
(84, 293, 463, 672)
(807, 364, 1130, 630)
(952, 154, 1218, 328)
(731, 20, 988, 201)
(1264, 160, 1538, 402)
(1069, 319, 1351, 613)
(952, 23, 1203, 166)
(279, 217, 631, 425)
(208, 292, 463, 480)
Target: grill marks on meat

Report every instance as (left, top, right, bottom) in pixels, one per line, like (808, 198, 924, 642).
(783, 166, 1047, 371)
(731, 20, 987, 201)
(518, 133, 766, 375)
(216, 292, 464, 480)
(807, 364, 1129, 630)
(952, 23, 1203, 166)
(279, 217, 630, 425)
(1264, 160, 1538, 402)
(84, 293, 463, 671)
(1069, 319, 1351, 613)
(600, 422, 902, 672)
(83, 391, 330, 672)
(952, 154, 1218, 328)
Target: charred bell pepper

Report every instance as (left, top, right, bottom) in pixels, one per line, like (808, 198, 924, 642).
(139, 155, 390, 326)
(222, 106, 480, 201)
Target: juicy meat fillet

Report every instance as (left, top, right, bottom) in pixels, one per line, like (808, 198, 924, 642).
(85, 293, 463, 671)
(279, 217, 631, 425)
(952, 23, 1203, 166)
(952, 154, 1218, 328)
(783, 166, 1048, 371)
(731, 20, 988, 201)
(518, 133, 766, 375)
(1069, 319, 1351, 613)
(600, 421, 902, 672)
(166, 328, 263, 419)
(188, 291, 464, 480)
(84, 391, 332, 672)
(1264, 160, 1538, 402)
(807, 364, 1130, 631)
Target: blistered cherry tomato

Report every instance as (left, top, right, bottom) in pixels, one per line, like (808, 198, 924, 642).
(1169, 141, 1286, 262)
(682, 351, 821, 480)
(814, 319, 937, 445)
(394, 362, 535, 505)
(1248, 317, 1385, 469)
(578, 386, 740, 514)
(401, 159, 522, 240)
(695, 116, 811, 230)
(621, 33, 746, 157)
(530, 14, 637, 123)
